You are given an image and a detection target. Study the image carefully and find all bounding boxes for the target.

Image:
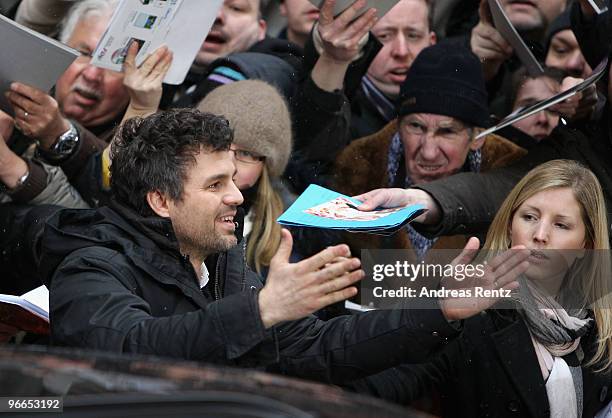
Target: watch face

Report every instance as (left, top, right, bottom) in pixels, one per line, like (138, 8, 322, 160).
(53, 126, 79, 156)
(55, 137, 78, 155)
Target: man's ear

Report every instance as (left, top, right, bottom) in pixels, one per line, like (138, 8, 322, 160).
(146, 190, 171, 218)
(429, 31, 437, 46)
(470, 131, 486, 151)
(257, 19, 267, 41)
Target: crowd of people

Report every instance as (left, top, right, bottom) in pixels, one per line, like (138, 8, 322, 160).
(1, 0, 612, 416)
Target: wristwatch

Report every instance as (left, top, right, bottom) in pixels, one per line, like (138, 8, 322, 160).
(50, 122, 80, 157)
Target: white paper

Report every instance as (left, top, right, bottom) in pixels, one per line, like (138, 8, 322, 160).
(0, 13, 78, 114)
(21, 285, 49, 315)
(309, 0, 400, 19)
(344, 300, 376, 312)
(588, 0, 608, 14)
(476, 58, 609, 139)
(488, 0, 544, 76)
(92, 0, 223, 85)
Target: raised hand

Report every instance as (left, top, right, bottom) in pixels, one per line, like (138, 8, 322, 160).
(122, 42, 173, 119)
(258, 229, 364, 328)
(5, 82, 70, 148)
(439, 237, 529, 321)
(311, 0, 377, 92)
(470, 0, 513, 81)
(549, 77, 598, 121)
(317, 0, 377, 63)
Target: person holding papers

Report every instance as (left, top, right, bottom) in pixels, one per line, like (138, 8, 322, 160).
(3, 0, 127, 207)
(333, 42, 525, 259)
(353, 0, 612, 248)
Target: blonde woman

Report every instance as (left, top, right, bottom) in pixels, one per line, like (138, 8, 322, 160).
(198, 80, 294, 274)
(353, 160, 612, 417)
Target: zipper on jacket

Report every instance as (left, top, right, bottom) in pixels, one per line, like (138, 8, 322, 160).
(214, 254, 223, 301)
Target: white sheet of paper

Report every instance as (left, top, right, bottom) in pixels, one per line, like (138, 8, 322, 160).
(476, 58, 609, 139)
(309, 0, 400, 18)
(588, 0, 608, 14)
(0, 14, 78, 114)
(91, 0, 223, 85)
(488, 0, 544, 76)
(21, 285, 49, 314)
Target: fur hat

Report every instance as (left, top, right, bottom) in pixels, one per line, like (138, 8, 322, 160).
(197, 80, 292, 177)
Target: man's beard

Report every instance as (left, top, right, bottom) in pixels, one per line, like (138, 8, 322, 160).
(174, 221, 237, 262)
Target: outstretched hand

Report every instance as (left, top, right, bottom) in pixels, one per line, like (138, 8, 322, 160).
(258, 229, 364, 328)
(439, 237, 529, 321)
(353, 187, 440, 225)
(122, 42, 173, 117)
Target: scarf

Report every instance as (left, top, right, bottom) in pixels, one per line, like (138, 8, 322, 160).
(517, 279, 592, 417)
(386, 132, 482, 259)
(361, 76, 397, 123)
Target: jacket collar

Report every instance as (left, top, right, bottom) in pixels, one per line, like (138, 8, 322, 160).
(108, 198, 183, 259)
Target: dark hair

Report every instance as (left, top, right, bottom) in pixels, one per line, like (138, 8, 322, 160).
(110, 108, 233, 217)
(424, 0, 435, 33)
(506, 66, 565, 114)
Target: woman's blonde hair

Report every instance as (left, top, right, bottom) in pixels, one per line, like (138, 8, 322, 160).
(484, 159, 612, 371)
(247, 165, 284, 274)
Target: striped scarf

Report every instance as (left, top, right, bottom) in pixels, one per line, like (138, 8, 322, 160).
(361, 76, 397, 122)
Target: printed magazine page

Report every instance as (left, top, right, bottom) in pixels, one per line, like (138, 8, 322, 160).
(92, 0, 223, 84)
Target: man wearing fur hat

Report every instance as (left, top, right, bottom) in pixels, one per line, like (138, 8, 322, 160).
(333, 43, 526, 258)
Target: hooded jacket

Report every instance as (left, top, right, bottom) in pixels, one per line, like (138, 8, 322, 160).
(40, 200, 462, 384)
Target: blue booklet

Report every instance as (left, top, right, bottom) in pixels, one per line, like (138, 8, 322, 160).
(277, 185, 426, 235)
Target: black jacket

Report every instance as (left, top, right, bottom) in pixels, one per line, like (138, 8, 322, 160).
(352, 310, 611, 417)
(40, 200, 461, 384)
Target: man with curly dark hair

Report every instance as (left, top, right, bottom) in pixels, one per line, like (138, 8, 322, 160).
(39, 108, 528, 385)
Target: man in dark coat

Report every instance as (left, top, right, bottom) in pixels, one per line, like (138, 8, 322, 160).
(39, 109, 527, 384)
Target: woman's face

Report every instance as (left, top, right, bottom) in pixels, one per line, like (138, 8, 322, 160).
(230, 145, 265, 190)
(510, 187, 587, 285)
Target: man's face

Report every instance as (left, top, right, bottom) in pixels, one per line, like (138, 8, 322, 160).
(501, 0, 565, 32)
(512, 77, 560, 141)
(280, 0, 319, 45)
(546, 29, 592, 78)
(196, 0, 267, 67)
(168, 149, 244, 260)
(55, 15, 130, 128)
(367, 0, 436, 99)
(399, 113, 480, 184)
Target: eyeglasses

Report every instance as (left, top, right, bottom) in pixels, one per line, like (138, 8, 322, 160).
(230, 147, 265, 164)
(400, 118, 470, 142)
